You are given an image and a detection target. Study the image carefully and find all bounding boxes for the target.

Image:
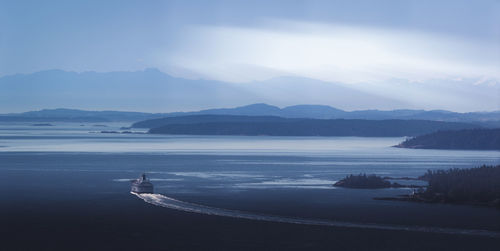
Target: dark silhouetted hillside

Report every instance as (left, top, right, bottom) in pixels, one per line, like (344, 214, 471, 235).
(144, 115, 479, 137)
(419, 165, 500, 207)
(396, 128, 500, 150)
(334, 174, 392, 188)
(132, 115, 286, 128)
(3, 103, 500, 124)
(135, 103, 500, 123)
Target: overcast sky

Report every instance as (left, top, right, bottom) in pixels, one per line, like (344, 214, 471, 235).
(1, 0, 499, 111)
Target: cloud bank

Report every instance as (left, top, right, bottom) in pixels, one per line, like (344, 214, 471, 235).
(163, 20, 499, 85)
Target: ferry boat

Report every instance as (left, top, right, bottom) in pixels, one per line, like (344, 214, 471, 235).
(131, 173, 154, 194)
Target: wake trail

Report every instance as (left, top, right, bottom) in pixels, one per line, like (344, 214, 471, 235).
(133, 192, 500, 238)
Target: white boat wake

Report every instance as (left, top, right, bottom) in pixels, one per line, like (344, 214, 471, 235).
(133, 192, 500, 238)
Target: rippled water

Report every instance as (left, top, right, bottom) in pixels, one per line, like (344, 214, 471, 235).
(134, 192, 500, 237)
(1, 123, 499, 232)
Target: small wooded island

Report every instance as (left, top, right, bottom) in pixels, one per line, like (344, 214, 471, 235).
(32, 123, 54, 126)
(336, 165, 500, 208)
(333, 174, 406, 188)
(395, 128, 500, 150)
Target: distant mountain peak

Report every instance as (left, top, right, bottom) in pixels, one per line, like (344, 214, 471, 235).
(238, 103, 280, 109)
(284, 104, 344, 111)
(1, 69, 499, 115)
(143, 67, 163, 73)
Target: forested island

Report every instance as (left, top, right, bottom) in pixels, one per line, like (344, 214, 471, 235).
(395, 128, 500, 150)
(31, 123, 54, 126)
(415, 165, 500, 207)
(339, 165, 500, 208)
(334, 174, 405, 188)
(135, 115, 478, 137)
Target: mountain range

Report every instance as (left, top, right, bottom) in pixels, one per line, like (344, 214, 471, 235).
(1, 68, 498, 124)
(157, 103, 500, 123)
(4, 68, 498, 114)
(1, 103, 499, 125)
(0, 68, 406, 113)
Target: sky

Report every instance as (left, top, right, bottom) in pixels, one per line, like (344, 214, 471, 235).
(1, 0, 499, 112)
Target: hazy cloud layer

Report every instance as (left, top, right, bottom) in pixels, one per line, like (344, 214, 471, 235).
(164, 20, 499, 84)
(1, 1, 499, 112)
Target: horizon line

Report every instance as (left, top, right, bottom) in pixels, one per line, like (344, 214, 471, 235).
(2, 103, 499, 115)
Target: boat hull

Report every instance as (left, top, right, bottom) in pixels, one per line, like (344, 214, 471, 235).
(131, 184, 154, 194)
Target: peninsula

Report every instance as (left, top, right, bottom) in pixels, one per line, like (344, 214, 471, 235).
(395, 128, 500, 150)
(136, 115, 479, 137)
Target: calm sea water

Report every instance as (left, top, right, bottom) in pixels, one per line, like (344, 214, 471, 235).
(1, 123, 499, 231)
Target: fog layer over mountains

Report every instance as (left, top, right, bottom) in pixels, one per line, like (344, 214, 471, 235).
(3, 68, 497, 113)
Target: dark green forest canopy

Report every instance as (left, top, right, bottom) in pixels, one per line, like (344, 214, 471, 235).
(138, 115, 478, 137)
(419, 165, 500, 206)
(396, 128, 500, 150)
(334, 174, 392, 188)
